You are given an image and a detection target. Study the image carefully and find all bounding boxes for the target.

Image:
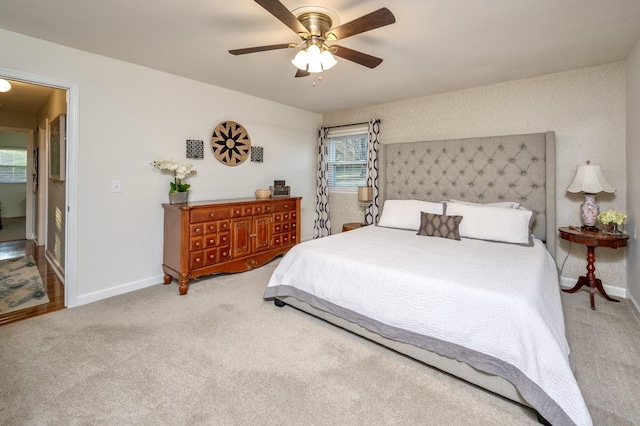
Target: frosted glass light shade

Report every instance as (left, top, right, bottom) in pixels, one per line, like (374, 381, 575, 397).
(306, 45, 322, 73)
(0, 79, 11, 92)
(292, 45, 338, 73)
(320, 50, 337, 70)
(291, 50, 308, 71)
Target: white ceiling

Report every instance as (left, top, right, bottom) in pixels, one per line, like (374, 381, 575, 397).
(1, 0, 639, 114)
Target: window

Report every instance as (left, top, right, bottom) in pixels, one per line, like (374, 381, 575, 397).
(326, 127, 368, 188)
(0, 148, 27, 183)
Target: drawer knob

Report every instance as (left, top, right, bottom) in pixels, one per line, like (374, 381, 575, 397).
(209, 213, 215, 217)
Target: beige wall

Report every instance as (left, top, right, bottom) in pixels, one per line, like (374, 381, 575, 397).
(0, 110, 35, 129)
(37, 88, 67, 273)
(626, 40, 640, 308)
(324, 63, 628, 291)
(0, 28, 321, 306)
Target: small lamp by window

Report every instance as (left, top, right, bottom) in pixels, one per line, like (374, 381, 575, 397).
(566, 161, 615, 230)
(357, 186, 373, 225)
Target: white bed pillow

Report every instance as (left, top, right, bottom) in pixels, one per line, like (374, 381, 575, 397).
(448, 199, 520, 209)
(378, 199, 444, 231)
(444, 202, 534, 246)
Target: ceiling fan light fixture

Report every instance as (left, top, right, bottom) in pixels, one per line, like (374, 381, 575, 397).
(320, 49, 337, 70)
(291, 50, 309, 71)
(0, 79, 11, 93)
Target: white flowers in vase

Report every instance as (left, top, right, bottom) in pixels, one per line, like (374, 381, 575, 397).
(151, 158, 197, 193)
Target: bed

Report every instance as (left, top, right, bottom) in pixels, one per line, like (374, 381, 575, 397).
(264, 132, 592, 426)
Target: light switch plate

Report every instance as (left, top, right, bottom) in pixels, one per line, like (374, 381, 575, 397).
(111, 179, 122, 193)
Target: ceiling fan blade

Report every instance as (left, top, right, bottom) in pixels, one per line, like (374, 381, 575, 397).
(254, 0, 310, 36)
(326, 8, 395, 40)
(229, 43, 294, 55)
(332, 45, 383, 68)
(295, 69, 310, 78)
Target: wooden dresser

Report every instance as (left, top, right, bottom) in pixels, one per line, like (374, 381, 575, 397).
(162, 197, 301, 295)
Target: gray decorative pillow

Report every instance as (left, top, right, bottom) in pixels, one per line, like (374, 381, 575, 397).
(417, 212, 463, 240)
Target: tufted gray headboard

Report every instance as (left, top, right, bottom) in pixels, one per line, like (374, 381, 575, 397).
(379, 132, 556, 259)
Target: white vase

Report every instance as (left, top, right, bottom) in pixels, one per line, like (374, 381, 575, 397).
(169, 191, 188, 204)
(580, 194, 598, 228)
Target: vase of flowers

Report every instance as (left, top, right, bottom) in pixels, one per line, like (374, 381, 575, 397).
(597, 210, 626, 234)
(151, 158, 197, 204)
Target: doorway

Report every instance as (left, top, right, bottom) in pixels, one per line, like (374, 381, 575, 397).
(0, 67, 79, 312)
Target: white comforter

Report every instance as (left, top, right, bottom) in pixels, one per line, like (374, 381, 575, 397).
(265, 225, 592, 426)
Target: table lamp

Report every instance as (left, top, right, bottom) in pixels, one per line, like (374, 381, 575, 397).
(566, 161, 615, 230)
(357, 186, 373, 225)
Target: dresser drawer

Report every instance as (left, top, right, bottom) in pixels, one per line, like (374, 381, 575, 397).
(273, 200, 295, 212)
(253, 203, 272, 215)
(217, 231, 230, 246)
(190, 236, 205, 251)
(191, 207, 231, 223)
(190, 223, 205, 237)
(204, 222, 218, 234)
(231, 205, 252, 217)
(190, 251, 205, 269)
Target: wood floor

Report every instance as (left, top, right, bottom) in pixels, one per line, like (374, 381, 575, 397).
(0, 240, 65, 326)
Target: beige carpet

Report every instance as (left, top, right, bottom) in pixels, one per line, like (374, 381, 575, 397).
(0, 216, 26, 242)
(0, 259, 638, 425)
(0, 255, 49, 314)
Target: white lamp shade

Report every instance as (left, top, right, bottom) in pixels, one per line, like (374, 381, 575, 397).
(567, 163, 615, 194)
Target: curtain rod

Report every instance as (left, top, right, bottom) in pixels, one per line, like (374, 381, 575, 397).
(324, 121, 370, 129)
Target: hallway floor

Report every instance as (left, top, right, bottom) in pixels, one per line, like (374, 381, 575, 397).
(0, 240, 65, 326)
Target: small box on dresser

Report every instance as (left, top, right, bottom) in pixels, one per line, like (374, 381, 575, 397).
(162, 197, 301, 295)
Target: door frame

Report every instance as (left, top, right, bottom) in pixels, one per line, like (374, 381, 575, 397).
(0, 66, 79, 308)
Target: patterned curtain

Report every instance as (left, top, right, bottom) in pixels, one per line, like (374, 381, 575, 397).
(313, 127, 331, 238)
(365, 119, 381, 225)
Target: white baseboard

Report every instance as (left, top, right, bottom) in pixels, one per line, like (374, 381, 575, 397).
(559, 276, 627, 299)
(628, 291, 640, 314)
(75, 274, 165, 307)
(44, 250, 65, 283)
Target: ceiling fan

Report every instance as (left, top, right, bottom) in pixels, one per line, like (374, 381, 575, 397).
(229, 0, 396, 77)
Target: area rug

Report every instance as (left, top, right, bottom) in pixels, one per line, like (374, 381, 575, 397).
(0, 256, 49, 314)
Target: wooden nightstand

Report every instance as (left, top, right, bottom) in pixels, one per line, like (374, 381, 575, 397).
(558, 226, 629, 310)
(342, 222, 365, 232)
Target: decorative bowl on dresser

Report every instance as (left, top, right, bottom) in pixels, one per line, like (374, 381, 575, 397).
(162, 197, 301, 294)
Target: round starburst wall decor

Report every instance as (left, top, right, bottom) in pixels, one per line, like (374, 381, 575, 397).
(211, 121, 251, 166)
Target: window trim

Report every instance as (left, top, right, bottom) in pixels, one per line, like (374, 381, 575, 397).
(326, 125, 369, 191)
(0, 147, 28, 184)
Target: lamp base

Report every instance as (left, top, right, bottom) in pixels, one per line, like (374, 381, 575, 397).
(580, 194, 599, 228)
(580, 225, 598, 232)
